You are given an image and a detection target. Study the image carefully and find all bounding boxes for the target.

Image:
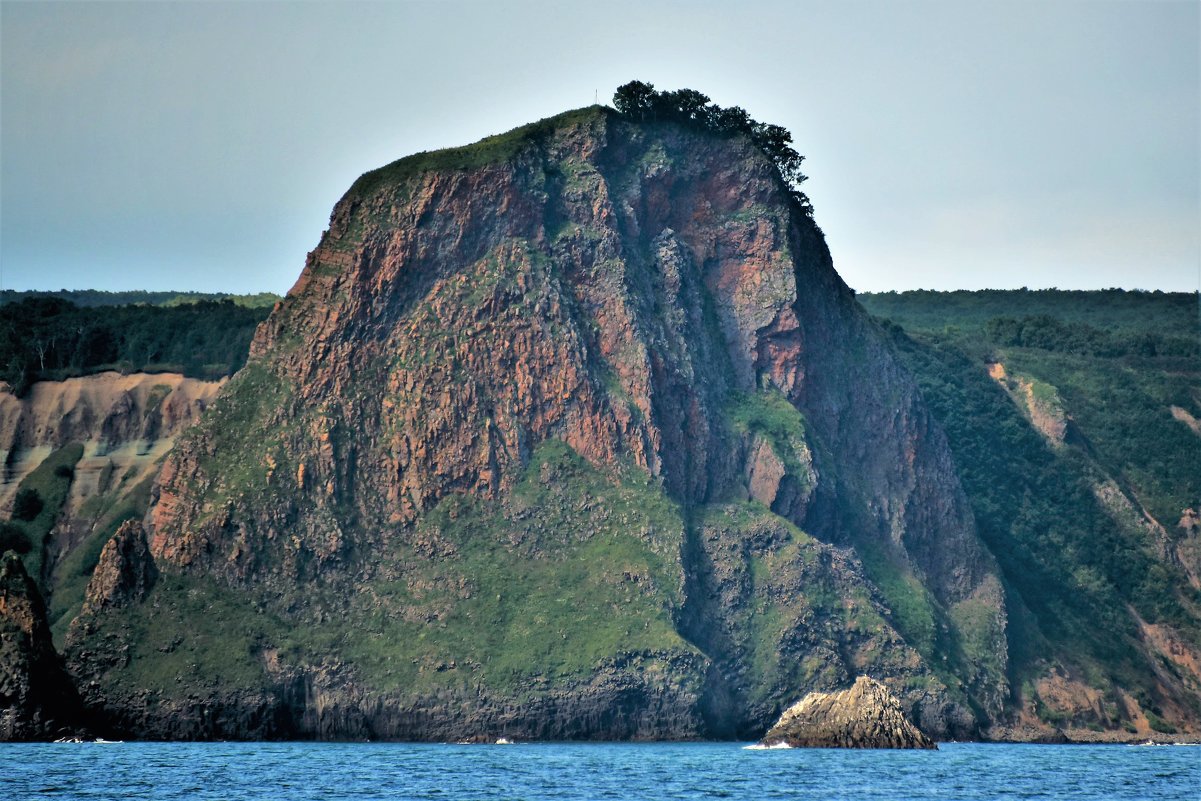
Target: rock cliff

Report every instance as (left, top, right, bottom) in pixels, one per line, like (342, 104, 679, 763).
(761, 675, 936, 748)
(0, 554, 85, 739)
(67, 106, 1009, 740)
(78, 520, 157, 616)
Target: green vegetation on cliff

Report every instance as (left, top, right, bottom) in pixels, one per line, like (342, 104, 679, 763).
(727, 389, 811, 487)
(350, 439, 693, 693)
(81, 439, 697, 702)
(348, 107, 607, 201)
(1, 444, 83, 589)
(859, 288, 1201, 724)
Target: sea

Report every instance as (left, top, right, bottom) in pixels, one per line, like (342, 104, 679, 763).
(1, 741, 1197, 800)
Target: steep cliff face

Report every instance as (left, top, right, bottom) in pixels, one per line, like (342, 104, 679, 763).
(72, 107, 1008, 739)
(0, 554, 85, 740)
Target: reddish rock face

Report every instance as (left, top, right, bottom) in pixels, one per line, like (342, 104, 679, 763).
(79, 521, 157, 617)
(93, 107, 1009, 739)
(158, 111, 995, 572)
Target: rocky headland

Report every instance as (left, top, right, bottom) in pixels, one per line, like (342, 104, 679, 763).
(1, 98, 1198, 742)
(0, 554, 86, 739)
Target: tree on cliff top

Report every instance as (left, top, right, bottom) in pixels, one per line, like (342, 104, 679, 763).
(613, 80, 813, 216)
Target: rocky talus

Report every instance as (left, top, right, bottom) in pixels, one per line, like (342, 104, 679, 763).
(761, 675, 936, 749)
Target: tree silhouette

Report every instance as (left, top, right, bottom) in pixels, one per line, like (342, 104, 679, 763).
(612, 81, 813, 215)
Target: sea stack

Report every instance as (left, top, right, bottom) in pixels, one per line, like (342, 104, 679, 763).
(760, 676, 937, 749)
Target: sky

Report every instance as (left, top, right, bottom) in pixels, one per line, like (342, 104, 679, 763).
(1, 0, 1197, 295)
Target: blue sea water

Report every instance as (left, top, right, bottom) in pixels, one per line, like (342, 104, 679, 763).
(1, 741, 1197, 801)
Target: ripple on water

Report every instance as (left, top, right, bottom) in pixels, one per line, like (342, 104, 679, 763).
(1, 742, 1199, 801)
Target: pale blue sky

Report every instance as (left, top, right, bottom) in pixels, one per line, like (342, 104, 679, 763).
(2, 0, 1197, 294)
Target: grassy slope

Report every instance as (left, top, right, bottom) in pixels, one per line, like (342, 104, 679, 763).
(87, 439, 698, 700)
(345, 439, 693, 695)
(348, 106, 609, 201)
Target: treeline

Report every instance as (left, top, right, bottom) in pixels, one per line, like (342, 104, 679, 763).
(612, 81, 813, 215)
(0, 289, 280, 309)
(858, 288, 1199, 335)
(0, 297, 271, 394)
(984, 315, 1197, 359)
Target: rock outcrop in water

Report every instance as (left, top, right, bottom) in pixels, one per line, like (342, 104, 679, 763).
(760, 676, 936, 749)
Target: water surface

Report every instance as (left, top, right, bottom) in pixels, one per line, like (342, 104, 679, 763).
(2, 741, 1196, 800)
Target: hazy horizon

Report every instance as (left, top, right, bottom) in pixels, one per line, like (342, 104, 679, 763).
(2, 1, 1197, 295)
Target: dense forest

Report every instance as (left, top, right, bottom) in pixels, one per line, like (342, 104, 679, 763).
(0, 295, 273, 394)
(860, 288, 1197, 335)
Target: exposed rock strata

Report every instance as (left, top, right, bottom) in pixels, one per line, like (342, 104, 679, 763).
(0, 372, 224, 509)
(761, 675, 936, 749)
(0, 372, 225, 600)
